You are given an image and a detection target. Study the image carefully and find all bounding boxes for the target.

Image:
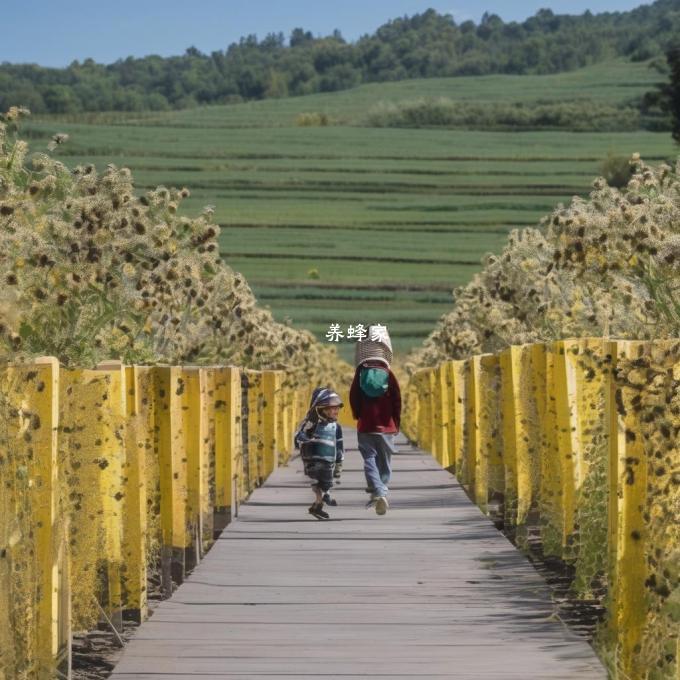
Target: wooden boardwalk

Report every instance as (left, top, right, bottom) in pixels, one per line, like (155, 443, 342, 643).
(110, 428, 606, 679)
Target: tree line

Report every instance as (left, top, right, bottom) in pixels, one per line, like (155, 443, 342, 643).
(644, 44, 680, 141)
(1, 1, 680, 114)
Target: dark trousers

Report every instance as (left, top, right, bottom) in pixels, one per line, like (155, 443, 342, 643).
(303, 458, 335, 492)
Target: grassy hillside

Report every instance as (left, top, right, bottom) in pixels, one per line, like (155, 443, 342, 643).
(25, 59, 676, 363)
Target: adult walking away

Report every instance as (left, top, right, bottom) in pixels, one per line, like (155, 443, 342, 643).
(349, 325, 401, 516)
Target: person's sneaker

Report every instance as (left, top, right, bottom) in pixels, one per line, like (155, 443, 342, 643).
(322, 492, 338, 506)
(308, 503, 330, 520)
(375, 496, 389, 516)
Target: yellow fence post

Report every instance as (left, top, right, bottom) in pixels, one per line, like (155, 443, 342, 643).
(34, 358, 70, 677)
(275, 372, 290, 464)
(528, 343, 546, 513)
(567, 338, 613, 597)
(499, 345, 534, 535)
(401, 369, 419, 444)
(608, 340, 680, 678)
(213, 366, 241, 533)
(470, 354, 502, 513)
(425, 369, 435, 454)
(60, 368, 125, 634)
(244, 370, 265, 491)
(462, 358, 476, 493)
(413, 369, 428, 449)
(0, 359, 70, 679)
(120, 365, 152, 624)
(552, 340, 579, 559)
(429, 366, 441, 464)
(442, 362, 455, 472)
(183, 367, 209, 573)
(542, 342, 566, 556)
(426, 369, 438, 461)
(97, 365, 126, 633)
(201, 368, 216, 553)
(436, 363, 451, 467)
(155, 366, 189, 595)
(450, 360, 468, 481)
(611, 339, 648, 678)
(262, 370, 279, 477)
(336, 382, 354, 430)
(469, 357, 482, 504)
(605, 338, 619, 646)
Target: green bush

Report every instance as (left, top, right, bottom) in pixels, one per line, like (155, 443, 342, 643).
(599, 152, 634, 188)
(363, 97, 642, 131)
(295, 112, 330, 127)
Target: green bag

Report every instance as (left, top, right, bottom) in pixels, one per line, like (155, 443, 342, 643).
(359, 367, 389, 398)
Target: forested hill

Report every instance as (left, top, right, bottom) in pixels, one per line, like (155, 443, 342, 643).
(2, 0, 680, 114)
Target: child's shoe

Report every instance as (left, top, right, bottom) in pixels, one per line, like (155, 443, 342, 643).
(322, 492, 338, 506)
(308, 503, 329, 520)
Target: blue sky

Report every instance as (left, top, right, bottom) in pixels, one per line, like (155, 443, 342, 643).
(4, 0, 654, 67)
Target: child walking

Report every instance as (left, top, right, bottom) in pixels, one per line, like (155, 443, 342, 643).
(294, 388, 344, 520)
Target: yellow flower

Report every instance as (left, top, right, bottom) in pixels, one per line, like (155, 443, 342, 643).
(628, 254, 638, 266)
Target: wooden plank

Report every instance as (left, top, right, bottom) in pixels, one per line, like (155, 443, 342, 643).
(110, 428, 605, 679)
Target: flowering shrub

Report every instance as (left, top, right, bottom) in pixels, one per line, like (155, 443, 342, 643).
(405, 154, 680, 373)
(0, 108, 349, 385)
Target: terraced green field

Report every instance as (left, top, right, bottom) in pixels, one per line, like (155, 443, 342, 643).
(26, 59, 676, 363)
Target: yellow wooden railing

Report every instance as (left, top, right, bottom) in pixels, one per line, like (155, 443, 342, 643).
(0, 359, 312, 679)
(402, 338, 679, 680)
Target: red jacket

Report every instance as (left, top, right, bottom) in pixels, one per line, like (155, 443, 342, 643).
(349, 361, 401, 434)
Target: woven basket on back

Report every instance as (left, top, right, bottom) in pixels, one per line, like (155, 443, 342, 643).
(354, 325, 393, 368)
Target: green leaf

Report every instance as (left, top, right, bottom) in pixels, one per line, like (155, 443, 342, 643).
(18, 321, 33, 340)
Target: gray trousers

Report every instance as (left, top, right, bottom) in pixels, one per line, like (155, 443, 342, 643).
(357, 433, 397, 497)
